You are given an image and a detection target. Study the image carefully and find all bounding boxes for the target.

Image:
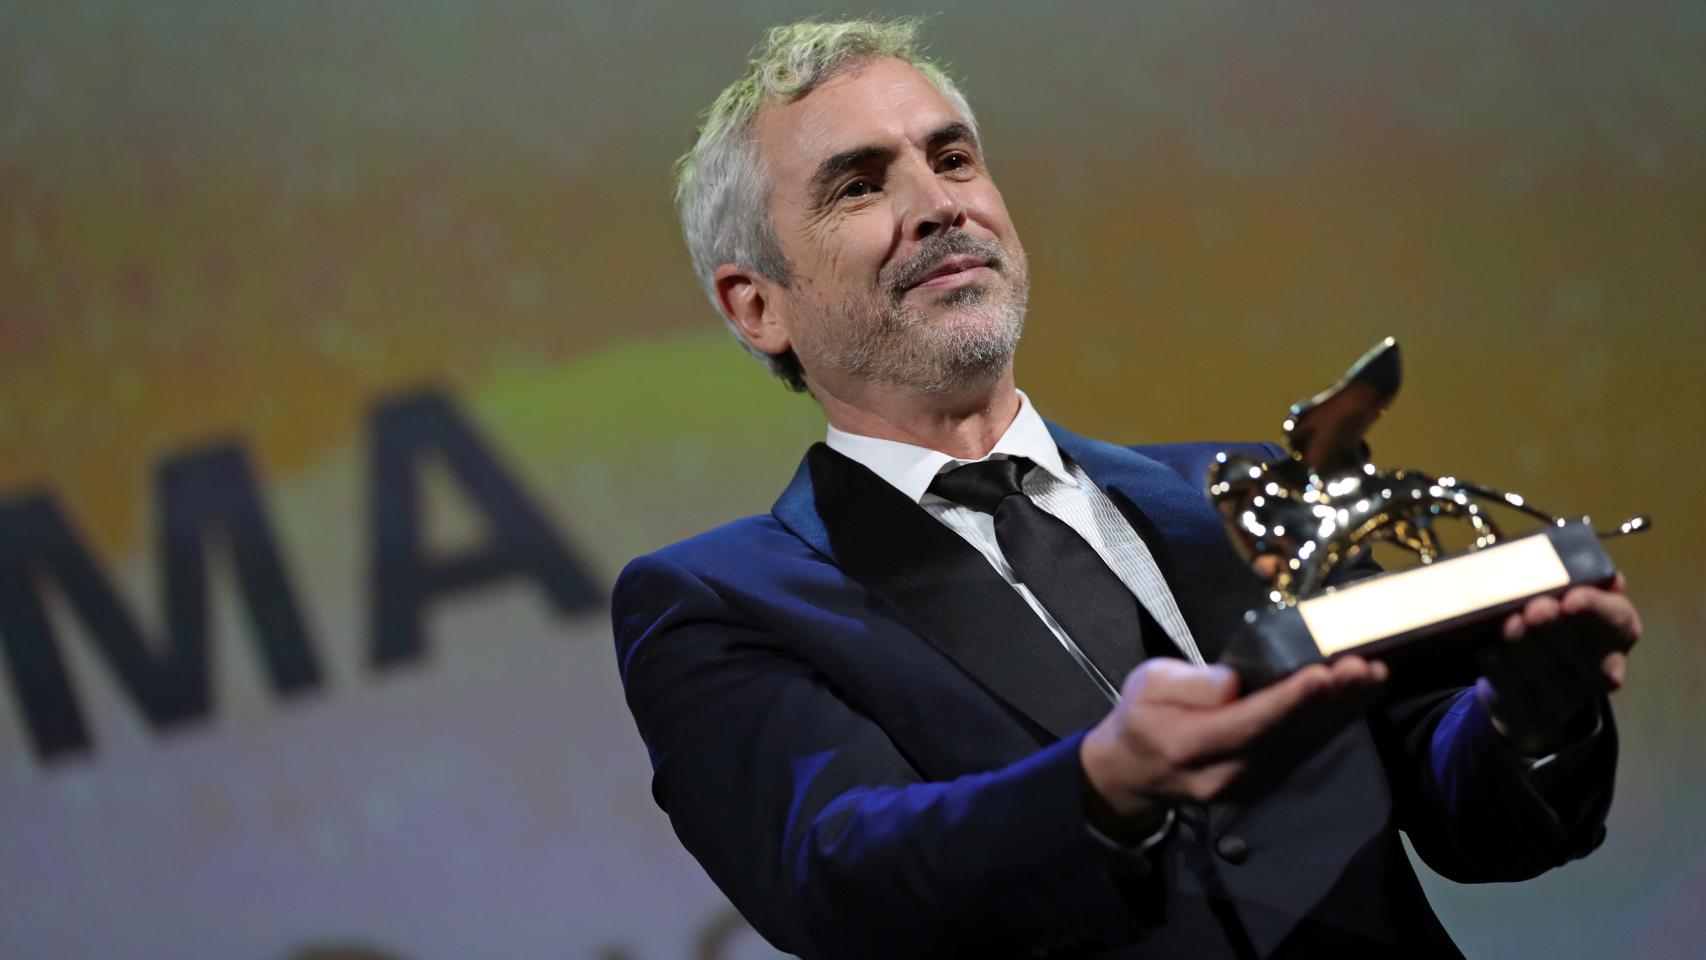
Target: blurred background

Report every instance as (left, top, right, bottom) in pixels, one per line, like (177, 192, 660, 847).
(2, 1, 1702, 957)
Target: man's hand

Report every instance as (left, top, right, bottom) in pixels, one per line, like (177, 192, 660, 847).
(1478, 575, 1642, 757)
(1079, 656, 1388, 839)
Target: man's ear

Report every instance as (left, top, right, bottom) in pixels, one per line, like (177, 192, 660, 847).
(715, 263, 792, 358)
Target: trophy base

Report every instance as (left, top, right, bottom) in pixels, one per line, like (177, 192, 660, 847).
(1219, 520, 1617, 692)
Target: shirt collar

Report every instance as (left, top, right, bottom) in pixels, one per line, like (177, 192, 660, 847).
(824, 390, 1074, 504)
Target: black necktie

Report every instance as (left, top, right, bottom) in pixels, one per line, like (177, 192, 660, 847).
(929, 458, 1155, 689)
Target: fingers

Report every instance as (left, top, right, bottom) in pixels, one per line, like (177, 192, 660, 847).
(1185, 658, 1385, 803)
(1508, 587, 1641, 651)
(1558, 585, 1642, 649)
(1495, 585, 1641, 699)
(1505, 593, 1566, 644)
(1322, 657, 1389, 717)
(1602, 651, 1628, 689)
(1092, 656, 1387, 810)
(1352, 656, 1390, 685)
(1480, 584, 1641, 750)
(1192, 657, 1384, 759)
(1539, 623, 1630, 694)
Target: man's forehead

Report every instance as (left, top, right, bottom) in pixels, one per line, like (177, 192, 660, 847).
(754, 58, 969, 181)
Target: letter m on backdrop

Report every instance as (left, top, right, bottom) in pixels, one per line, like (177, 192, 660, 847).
(0, 445, 320, 762)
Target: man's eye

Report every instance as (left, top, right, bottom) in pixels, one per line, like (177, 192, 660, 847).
(938, 152, 972, 172)
(839, 178, 877, 200)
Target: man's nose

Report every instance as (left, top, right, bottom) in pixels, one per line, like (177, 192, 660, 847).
(901, 166, 966, 241)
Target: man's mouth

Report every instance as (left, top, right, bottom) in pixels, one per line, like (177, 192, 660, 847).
(905, 255, 993, 291)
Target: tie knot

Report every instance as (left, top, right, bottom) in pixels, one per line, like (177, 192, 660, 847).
(928, 457, 1034, 514)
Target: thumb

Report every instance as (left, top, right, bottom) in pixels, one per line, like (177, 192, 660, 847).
(1129, 659, 1241, 707)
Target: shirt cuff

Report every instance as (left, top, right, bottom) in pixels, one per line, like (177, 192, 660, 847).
(1085, 805, 1176, 858)
(1505, 703, 1607, 801)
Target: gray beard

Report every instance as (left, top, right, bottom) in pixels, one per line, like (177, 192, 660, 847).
(827, 271, 1030, 396)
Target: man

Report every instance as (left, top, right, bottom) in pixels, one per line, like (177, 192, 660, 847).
(613, 19, 1641, 959)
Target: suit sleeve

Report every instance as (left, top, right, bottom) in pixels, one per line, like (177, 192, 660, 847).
(1316, 546, 1620, 883)
(612, 553, 1160, 959)
(1372, 682, 1615, 882)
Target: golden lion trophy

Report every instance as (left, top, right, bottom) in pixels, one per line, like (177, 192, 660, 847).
(1208, 338, 1649, 690)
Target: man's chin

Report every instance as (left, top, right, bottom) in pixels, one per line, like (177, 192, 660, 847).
(937, 289, 1024, 340)
(906, 350, 1017, 397)
(918, 312, 1023, 376)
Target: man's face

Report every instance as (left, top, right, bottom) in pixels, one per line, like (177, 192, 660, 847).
(750, 57, 1029, 396)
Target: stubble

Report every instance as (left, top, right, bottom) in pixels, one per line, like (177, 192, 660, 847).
(825, 232, 1030, 396)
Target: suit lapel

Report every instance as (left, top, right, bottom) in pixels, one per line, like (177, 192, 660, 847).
(773, 443, 1111, 741)
(1048, 426, 1267, 662)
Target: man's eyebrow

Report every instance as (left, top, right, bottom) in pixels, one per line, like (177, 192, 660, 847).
(810, 144, 894, 191)
(808, 123, 981, 194)
(926, 122, 979, 152)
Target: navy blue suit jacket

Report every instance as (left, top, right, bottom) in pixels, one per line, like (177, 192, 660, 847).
(612, 425, 1613, 958)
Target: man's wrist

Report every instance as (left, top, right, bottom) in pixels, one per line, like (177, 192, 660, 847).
(1082, 776, 1172, 844)
(1078, 728, 1172, 843)
(1087, 805, 1176, 856)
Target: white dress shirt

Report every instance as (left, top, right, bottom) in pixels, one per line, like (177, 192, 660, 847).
(825, 390, 1203, 701)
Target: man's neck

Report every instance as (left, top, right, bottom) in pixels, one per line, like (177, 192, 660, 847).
(813, 369, 1022, 460)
